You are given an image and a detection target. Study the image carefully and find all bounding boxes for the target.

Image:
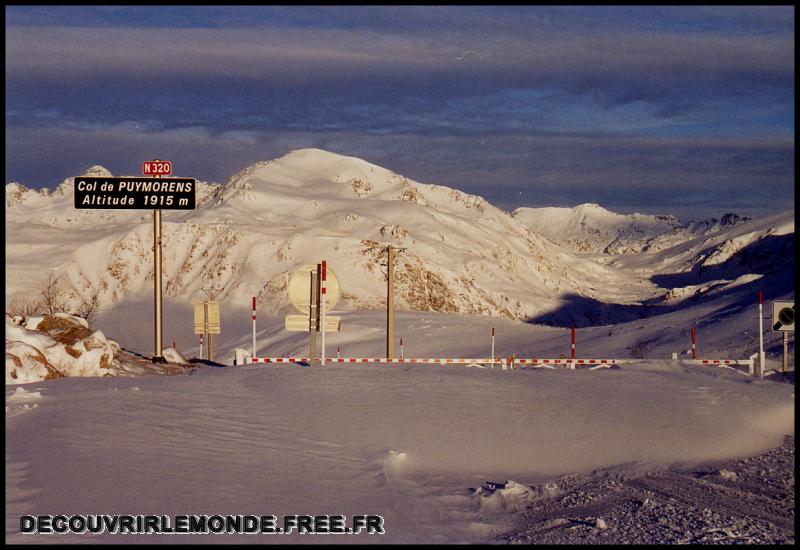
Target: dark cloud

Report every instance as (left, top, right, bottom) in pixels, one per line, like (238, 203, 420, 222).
(4, 6, 795, 219)
(6, 124, 792, 222)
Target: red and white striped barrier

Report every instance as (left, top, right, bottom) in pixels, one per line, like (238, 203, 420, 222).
(247, 356, 755, 373)
(516, 358, 621, 368)
(250, 357, 501, 365)
(248, 357, 621, 368)
(693, 359, 751, 365)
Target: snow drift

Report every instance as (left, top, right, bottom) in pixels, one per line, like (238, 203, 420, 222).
(5, 360, 794, 543)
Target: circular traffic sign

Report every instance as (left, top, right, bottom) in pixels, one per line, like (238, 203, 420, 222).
(287, 264, 340, 314)
(778, 307, 794, 326)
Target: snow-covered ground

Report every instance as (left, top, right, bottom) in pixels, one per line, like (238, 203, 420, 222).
(5, 354, 794, 543)
(5, 301, 795, 543)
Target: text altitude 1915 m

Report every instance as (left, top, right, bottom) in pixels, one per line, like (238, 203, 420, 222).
(74, 177, 196, 210)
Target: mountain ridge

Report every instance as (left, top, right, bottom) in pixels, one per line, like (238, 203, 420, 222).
(5, 149, 792, 327)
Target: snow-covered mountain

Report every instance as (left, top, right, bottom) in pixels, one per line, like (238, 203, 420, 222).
(512, 203, 751, 254)
(5, 149, 654, 321)
(5, 149, 793, 329)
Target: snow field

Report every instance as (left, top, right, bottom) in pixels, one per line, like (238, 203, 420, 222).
(5, 356, 793, 543)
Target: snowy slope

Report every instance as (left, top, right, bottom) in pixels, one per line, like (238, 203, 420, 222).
(5, 149, 655, 321)
(512, 203, 751, 254)
(606, 211, 794, 284)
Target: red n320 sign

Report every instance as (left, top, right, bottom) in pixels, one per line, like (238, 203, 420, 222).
(142, 160, 172, 176)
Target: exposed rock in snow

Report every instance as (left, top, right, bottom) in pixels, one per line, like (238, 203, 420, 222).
(475, 480, 561, 513)
(6, 313, 117, 384)
(162, 347, 190, 365)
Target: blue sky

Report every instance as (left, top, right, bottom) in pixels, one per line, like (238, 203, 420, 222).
(5, 5, 794, 220)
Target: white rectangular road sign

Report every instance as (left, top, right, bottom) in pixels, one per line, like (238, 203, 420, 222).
(193, 303, 205, 334)
(285, 314, 340, 332)
(194, 301, 221, 334)
(772, 301, 795, 331)
(206, 301, 221, 334)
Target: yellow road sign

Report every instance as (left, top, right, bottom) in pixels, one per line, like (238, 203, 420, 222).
(194, 300, 221, 334)
(285, 314, 340, 332)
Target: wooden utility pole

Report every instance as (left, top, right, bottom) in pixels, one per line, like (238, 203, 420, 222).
(384, 246, 406, 358)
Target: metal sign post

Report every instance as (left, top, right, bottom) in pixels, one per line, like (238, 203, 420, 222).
(147, 160, 169, 363)
(784, 333, 790, 374)
(194, 294, 221, 361)
(152, 207, 165, 363)
(758, 290, 765, 376)
(204, 301, 210, 361)
(772, 300, 795, 377)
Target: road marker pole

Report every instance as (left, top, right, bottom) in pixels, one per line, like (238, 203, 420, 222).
(691, 327, 697, 359)
(758, 290, 765, 377)
(491, 327, 495, 369)
(571, 326, 576, 360)
(321, 261, 327, 366)
(309, 268, 318, 363)
(252, 296, 257, 358)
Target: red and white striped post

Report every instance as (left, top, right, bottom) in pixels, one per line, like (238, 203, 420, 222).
(321, 260, 327, 366)
(757, 290, 765, 377)
(690, 327, 697, 359)
(571, 326, 576, 360)
(252, 296, 257, 358)
(400, 338, 404, 359)
(491, 327, 496, 368)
